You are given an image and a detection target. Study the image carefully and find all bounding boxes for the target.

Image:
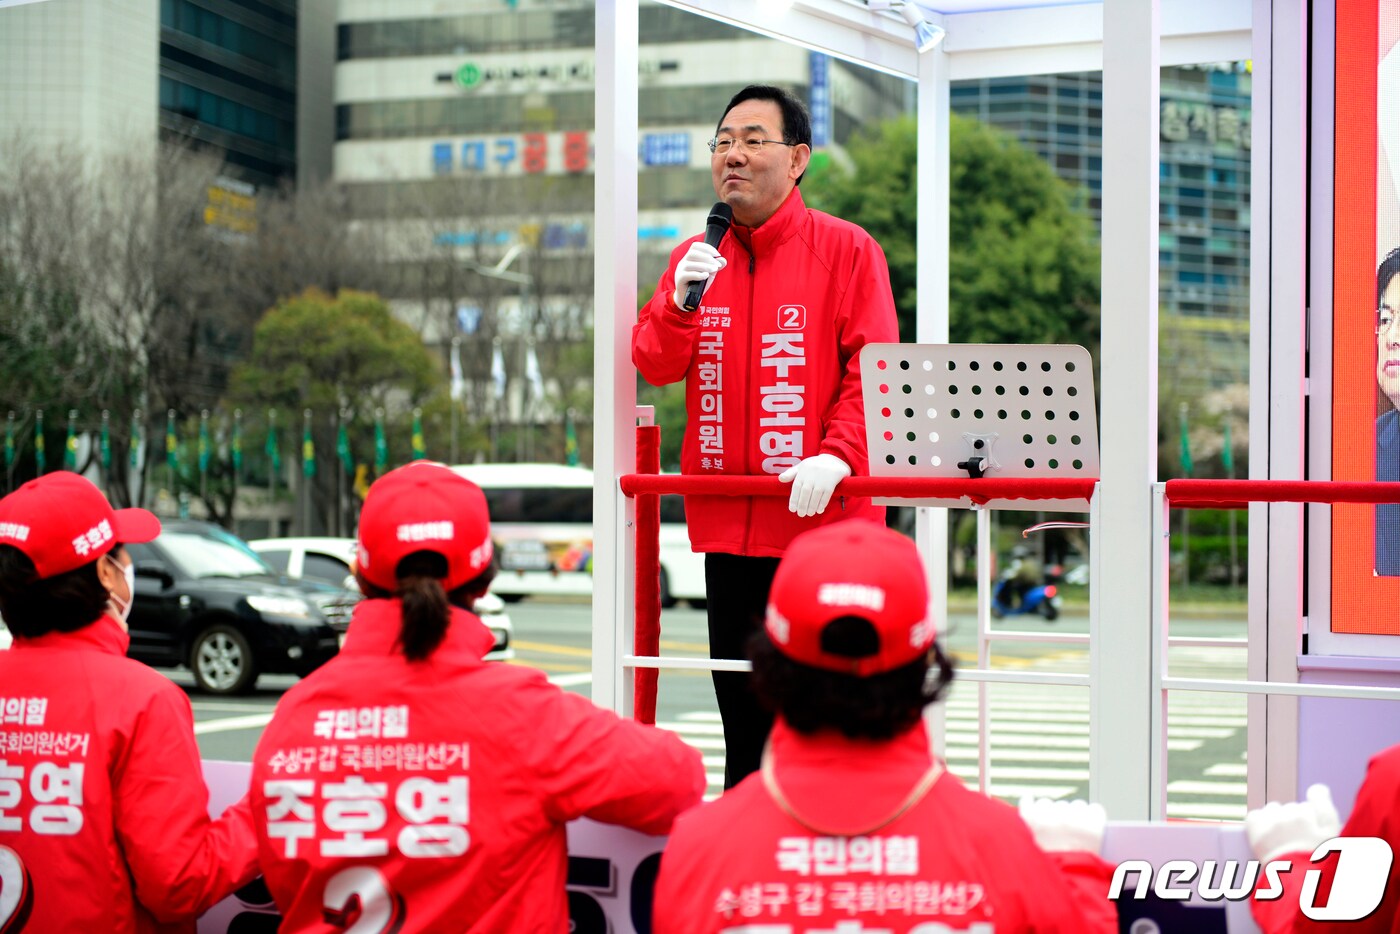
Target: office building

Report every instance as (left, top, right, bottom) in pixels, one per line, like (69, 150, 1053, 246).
(158, 0, 301, 187)
(1, 0, 321, 192)
(0, 0, 160, 162)
(331, 0, 912, 347)
(953, 64, 1252, 394)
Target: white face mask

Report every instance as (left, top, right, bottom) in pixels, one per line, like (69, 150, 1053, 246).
(106, 554, 135, 630)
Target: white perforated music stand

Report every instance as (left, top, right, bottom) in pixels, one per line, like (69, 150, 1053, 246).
(859, 343, 1099, 512)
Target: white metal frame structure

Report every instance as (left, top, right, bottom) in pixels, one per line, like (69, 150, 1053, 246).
(591, 0, 1348, 821)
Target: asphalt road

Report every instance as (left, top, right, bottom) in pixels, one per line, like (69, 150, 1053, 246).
(178, 597, 1249, 818)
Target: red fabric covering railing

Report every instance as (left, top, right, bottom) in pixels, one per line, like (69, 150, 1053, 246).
(633, 426, 662, 725)
(1164, 479, 1400, 509)
(625, 474, 1400, 720)
(619, 474, 1098, 506)
(620, 471, 1096, 722)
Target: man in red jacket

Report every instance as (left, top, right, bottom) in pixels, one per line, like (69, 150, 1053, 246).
(0, 473, 259, 932)
(249, 463, 705, 931)
(1246, 772, 1399, 931)
(652, 521, 1119, 933)
(633, 84, 899, 787)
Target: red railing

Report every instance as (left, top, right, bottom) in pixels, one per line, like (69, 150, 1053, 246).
(1164, 479, 1400, 509)
(620, 473, 1099, 504)
(619, 466, 1100, 723)
(618, 466, 1400, 722)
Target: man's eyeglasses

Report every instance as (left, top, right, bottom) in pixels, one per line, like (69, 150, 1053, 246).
(707, 136, 797, 156)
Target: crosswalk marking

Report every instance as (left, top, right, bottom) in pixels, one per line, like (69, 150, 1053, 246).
(1205, 763, 1249, 778)
(657, 720, 724, 735)
(1166, 780, 1249, 796)
(947, 764, 1090, 781)
(1166, 802, 1249, 820)
(668, 675, 1249, 819)
(943, 747, 1089, 764)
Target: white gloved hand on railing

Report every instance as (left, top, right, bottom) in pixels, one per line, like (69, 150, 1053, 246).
(777, 454, 851, 517)
(1018, 796, 1108, 854)
(1245, 783, 1341, 863)
(670, 241, 727, 311)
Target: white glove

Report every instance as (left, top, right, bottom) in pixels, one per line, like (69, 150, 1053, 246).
(1245, 783, 1341, 863)
(777, 454, 851, 517)
(670, 241, 727, 311)
(1018, 796, 1108, 854)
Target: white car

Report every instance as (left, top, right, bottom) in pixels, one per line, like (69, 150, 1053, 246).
(248, 536, 513, 661)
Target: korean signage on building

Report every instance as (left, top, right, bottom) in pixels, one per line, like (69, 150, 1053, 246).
(1160, 101, 1250, 151)
(810, 52, 832, 147)
(431, 131, 592, 176)
(203, 177, 257, 235)
(641, 133, 691, 167)
(447, 58, 678, 93)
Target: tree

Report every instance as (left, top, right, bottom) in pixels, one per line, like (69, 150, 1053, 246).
(0, 135, 389, 506)
(229, 289, 444, 531)
(371, 172, 595, 461)
(638, 380, 686, 472)
(803, 113, 1101, 350)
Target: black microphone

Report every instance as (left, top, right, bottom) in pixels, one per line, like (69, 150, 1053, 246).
(682, 202, 733, 312)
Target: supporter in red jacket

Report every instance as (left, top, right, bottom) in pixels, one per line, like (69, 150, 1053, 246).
(0, 473, 259, 932)
(652, 521, 1118, 933)
(249, 462, 705, 932)
(1247, 770, 1399, 932)
(633, 84, 900, 788)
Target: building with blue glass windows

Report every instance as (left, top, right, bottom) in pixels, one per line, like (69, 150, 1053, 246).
(157, 0, 308, 188)
(1, 0, 327, 191)
(952, 64, 1252, 395)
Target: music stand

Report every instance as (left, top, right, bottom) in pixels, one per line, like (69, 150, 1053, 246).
(859, 343, 1099, 512)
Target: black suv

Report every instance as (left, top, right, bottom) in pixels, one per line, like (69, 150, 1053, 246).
(125, 520, 357, 694)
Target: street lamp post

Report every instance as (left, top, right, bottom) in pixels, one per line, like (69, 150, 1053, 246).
(462, 243, 530, 463)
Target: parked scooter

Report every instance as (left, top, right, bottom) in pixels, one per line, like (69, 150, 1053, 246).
(990, 555, 1063, 621)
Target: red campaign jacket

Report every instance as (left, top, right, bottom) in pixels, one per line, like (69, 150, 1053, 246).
(249, 598, 705, 932)
(0, 615, 258, 933)
(653, 719, 1118, 933)
(633, 187, 899, 557)
(1252, 744, 1400, 934)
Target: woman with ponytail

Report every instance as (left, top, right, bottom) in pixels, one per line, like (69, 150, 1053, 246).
(249, 462, 705, 931)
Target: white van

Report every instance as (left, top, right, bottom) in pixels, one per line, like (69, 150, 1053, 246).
(451, 463, 706, 607)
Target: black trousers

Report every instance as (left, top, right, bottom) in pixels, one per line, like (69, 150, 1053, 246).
(704, 552, 781, 789)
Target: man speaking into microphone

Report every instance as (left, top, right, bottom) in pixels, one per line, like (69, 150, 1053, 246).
(633, 85, 899, 788)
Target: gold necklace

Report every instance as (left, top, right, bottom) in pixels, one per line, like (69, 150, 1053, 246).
(760, 740, 944, 837)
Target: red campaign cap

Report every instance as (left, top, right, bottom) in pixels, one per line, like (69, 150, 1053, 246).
(765, 520, 936, 676)
(0, 473, 161, 579)
(357, 462, 493, 593)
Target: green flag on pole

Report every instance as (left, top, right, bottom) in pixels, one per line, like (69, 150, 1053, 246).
(337, 421, 353, 475)
(303, 418, 317, 478)
(411, 410, 426, 460)
(198, 411, 211, 475)
(1178, 403, 1192, 477)
(166, 411, 178, 470)
(1221, 421, 1234, 475)
(565, 409, 579, 467)
(232, 410, 243, 473)
(131, 410, 142, 469)
(35, 410, 46, 475)
(374, 412, 388, 476)
(100, 411, 111, 470)
(64, 410, 77, 470)
(266, 410, 281, 474)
